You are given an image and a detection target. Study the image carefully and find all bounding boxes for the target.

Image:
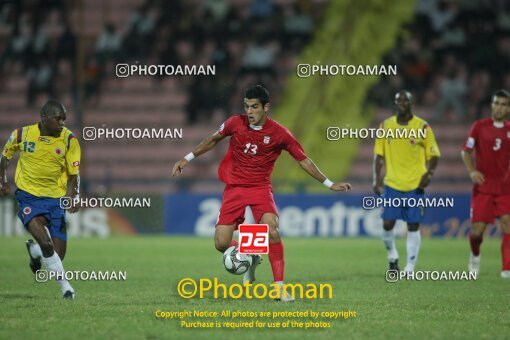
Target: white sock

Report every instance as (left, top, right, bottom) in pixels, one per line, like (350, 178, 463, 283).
(41, 252, 73, 294)
(382, 230, 399, 261)
(29, 242, 42, 259)
(406, 230, 421, 269)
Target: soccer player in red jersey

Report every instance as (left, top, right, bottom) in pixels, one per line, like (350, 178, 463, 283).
(172, 85, 351, 301)
(461, 89, 510, 278)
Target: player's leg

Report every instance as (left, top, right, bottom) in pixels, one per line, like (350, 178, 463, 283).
(215, 185, 245, 252)
(382, 220, 399, 270)
(52, 237, 67, 260)
(381, 186, 402, 271)
(468, 222, 486, 274)
(16, 190, 44, 272)
(259, 212, 292, 302)
(260, 212, 282, 281)
(402, 189, 426, 273)
(469, 191, 493, 275)
(249, 187, 283, 283)
(26, 216, 53, 258)
(27, 216, 75, 298)
(214, 224, 236, 252)
(404, 223, 420, 273)
(494, 194, 510, 278)
(499, 215, 510, 278)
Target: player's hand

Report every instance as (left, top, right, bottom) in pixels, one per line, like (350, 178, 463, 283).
(0, 181, 9, 196)
(469, 170, 485, 185)
(373, 181, 383, 196)
(68, 204, 80, 214)
(172, 159, 189, 176)
(330, 182, 352, 192)
(418, 172, 432, 189)
(65, 193, 80, 213)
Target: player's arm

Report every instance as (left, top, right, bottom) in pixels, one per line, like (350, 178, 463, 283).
(0, 129, 21, 196)
(461, 149, 484, 184)
(373, 122, 385, 195)
(65, 135, 81, 213)
(172, 131, 226, 176)
(418, 124, 441, 189)
(372, 154, 384, 195)
(418, 156, 439, 189)
(298, 158, 351, 192)
(0, 156, 9, 196)
(66, 175, 80, 199)
(461, 122, 484, 185)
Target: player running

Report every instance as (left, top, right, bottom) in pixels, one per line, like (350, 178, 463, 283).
(373, 90, 440, 274)
(0, 100, 81, 299)
(172, 85, 351, 302)
(461, 89, 510, 278)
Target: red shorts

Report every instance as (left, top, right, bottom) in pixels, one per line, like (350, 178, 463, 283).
(217, 185, 278, 228)
(471, 190, 510, 223)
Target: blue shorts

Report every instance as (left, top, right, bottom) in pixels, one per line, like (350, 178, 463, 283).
(15, 189, 67, 241)
(381, 185, 425, 224)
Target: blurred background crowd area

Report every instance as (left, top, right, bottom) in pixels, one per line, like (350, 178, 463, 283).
(370, 0, 510, 122)
(0, 0, 322, 118)
(0, 0, 509, 194)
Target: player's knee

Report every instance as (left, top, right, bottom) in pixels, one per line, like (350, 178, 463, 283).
(40, 239, 54, 257)
(56, 248, 66, 260)
(499, 216, 510, 233)
(407, 223, 419, 232)
(268, 225, 280, 242)
(383, 221, 395, 231)
(501, 223, 510, 234)
(214, 238, 230, 252)
(470, 224, 485, 237)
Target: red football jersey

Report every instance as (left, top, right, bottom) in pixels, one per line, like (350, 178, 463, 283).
(218, 115, 307, 186)
(463, 118, 510, 194)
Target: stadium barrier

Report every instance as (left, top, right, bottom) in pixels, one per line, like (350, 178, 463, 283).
(0, 194, 502, 238)
(165, 193, 500, 238)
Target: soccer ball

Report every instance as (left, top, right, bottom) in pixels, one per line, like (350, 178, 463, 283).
(223, 246, 252, 275)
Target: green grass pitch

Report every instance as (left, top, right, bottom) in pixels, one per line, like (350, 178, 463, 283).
(1, 236, 509, 339)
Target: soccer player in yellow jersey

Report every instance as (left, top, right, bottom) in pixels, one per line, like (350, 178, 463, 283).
(373, 91, 440, 273)
(0, 100, 81, 299)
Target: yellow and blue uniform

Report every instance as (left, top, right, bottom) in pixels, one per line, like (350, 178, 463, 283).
(374, 115, 440, 222)
(2, 123, 81, 240)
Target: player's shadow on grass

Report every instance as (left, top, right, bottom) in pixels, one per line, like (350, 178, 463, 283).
(0, 292, 38, 299)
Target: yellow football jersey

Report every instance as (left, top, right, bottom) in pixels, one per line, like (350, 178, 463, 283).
(374, 115, 440, 192)
(2, 123, 81, 198)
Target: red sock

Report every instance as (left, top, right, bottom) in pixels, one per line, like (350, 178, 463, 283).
(469, 233, 483, 256)
(501, 234, 510, 270)
(230, 240, 238, 247)
(268, 241, 284, 282)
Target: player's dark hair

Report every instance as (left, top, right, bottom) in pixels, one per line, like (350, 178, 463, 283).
(40, 99, 66, 117)
(395, 90, 413, 102)
(245, 85, 269, 106)
(493, 89, 510, 100)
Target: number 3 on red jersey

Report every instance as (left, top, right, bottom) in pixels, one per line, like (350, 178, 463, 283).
(493, 138, 502, 151)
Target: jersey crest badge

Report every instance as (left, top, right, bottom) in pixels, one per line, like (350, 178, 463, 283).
(263, 136, 270, 144)
(55, 148, 62, 155)
(23, 207, 32, 215)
